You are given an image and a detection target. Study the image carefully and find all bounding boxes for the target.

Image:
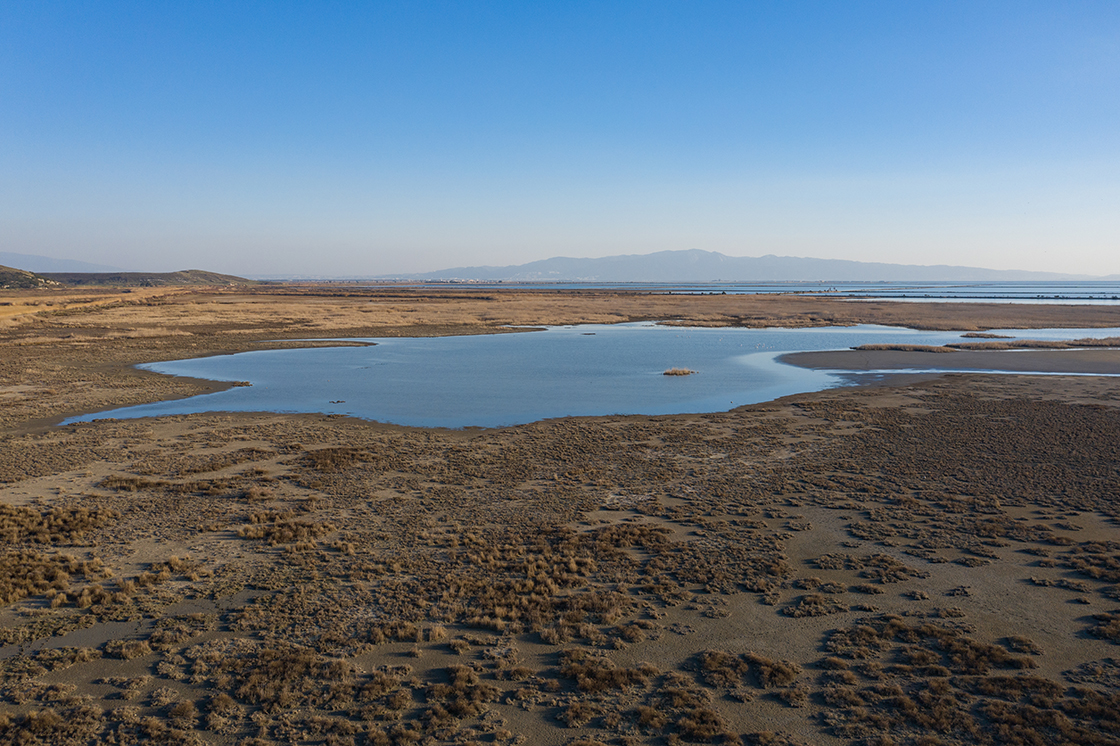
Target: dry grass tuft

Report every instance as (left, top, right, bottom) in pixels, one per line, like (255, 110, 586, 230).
(0, 504, 117, 544)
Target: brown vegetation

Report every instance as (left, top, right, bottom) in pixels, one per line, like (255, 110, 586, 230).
(2, 288, 1120, 745)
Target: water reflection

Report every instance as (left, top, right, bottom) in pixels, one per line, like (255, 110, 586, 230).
(65, 323, 1120, 429)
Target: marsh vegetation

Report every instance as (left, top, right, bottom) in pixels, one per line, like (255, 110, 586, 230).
(2, 286, 1120, 744)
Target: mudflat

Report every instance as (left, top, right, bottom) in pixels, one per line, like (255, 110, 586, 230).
(2, 285, 1119, 746)
(784, 348, 1120, 375)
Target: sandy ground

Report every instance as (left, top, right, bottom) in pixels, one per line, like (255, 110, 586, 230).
(1, 286, 1119, 746)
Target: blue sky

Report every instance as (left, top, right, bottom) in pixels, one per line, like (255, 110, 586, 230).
(2, 1, 1118, 276)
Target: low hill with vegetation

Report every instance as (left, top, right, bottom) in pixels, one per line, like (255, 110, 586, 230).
(0, 265, 55, 289)
(37, 269, 252, 287)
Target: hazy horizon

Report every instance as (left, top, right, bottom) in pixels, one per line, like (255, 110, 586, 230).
(2, 2, 1118, 277)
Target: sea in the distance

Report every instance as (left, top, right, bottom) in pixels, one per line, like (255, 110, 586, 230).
(402, 280, 1120, 304)
(67, 323, 1120, 430)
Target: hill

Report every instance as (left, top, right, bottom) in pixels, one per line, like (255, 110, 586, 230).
(382, 249, 1094, 283)
(38, 269, 253, 287)
(0, 265, 55, 289)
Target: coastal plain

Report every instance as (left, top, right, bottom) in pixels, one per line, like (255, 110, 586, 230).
(2, 285, 1120, 746)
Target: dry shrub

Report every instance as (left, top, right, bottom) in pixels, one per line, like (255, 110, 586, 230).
(242, 485, 274, 503)
(0, 504, 117, 544)
(1063, 543, 1120, 582)
(149, 613, 218, 650)
(97, 676, 151, 700)
(852, 344, 956, 353)
(238, 519, 335, 545)
(676, 706, 731, 741)
(848, 587, 886, 601)
(425, 664, 499, 722)
(32, 646, 101, 671)
(776, 684, 809, 707)
(814, 614, 1103, 744)
(560, 649, 656, 692)
(208, 692, 239, 713)
(947, 336, 1120, 350)
(305, 447, 370, 472)
(744, 653, 802, 689)
(560, 700, 598, 727)
(698, 650, 750, 688)
(636, 704, 668, 729)
(0, 705, 106, 744)
(1004, 636, 1043, 655)
(1088, 611, 1120, 642)
(783, 594, 849, 618)
(0, 551, 106, 606)
(196, 643, 358, 713)
(168, 700, 198, 728)
(102, 639, 153, 661)
(99, 475, 165, 492)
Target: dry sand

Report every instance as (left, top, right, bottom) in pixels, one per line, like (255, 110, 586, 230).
(1, 286, 1119, 746)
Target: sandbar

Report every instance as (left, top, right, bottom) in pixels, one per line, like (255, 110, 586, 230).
(783, 347, 1120, 375)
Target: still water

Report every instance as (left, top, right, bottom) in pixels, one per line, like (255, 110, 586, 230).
(408, 281, 1120, 304)
(66, 323, 1120, 429)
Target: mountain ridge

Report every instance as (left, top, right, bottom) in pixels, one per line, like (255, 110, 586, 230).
(377, 249, 1102, 283)
(0, 252, 122, 273)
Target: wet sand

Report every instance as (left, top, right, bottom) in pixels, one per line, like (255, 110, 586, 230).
(784, 348, 1120, 375)
(1, 286, 1120, 746)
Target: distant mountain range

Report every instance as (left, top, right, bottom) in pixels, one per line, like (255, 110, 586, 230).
(380, 250, 1110, 283)
(5, 249, 1116, 283)
(0, 251, 122, 273)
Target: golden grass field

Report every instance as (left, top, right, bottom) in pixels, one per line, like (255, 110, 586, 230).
(1, 285, 1120, 746)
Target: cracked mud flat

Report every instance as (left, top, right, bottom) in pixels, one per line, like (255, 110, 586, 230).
(1, 287, 1120, 745)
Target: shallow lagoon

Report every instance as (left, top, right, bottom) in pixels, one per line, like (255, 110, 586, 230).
(68, 323, 1120, 429)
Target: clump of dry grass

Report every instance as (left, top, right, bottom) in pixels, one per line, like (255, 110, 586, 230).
(104, 640, 153, 660)
(948, 336, 1120, 350)
(424, 664, 500, 724)
(0, 551, 105, 606)
(676, 706, 731, 740)
(0, 504, 117, 544)
(693, 649, 801, 692)
(149, 613, 218, 650)
(98, 474, 166, 492)
(783, 594, 850, 618)
(851, 344, 956, 353)
(0, 705, 106, 744)
(1088, 611, 1120, 642)
(305, 447, 370, 472)
(559, 649, 657, 692)
(188, 642, 359, 714)
(237, 518, 335, 545)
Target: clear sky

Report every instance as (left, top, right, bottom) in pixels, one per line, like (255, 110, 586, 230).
(2, 1, 1118, 276)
